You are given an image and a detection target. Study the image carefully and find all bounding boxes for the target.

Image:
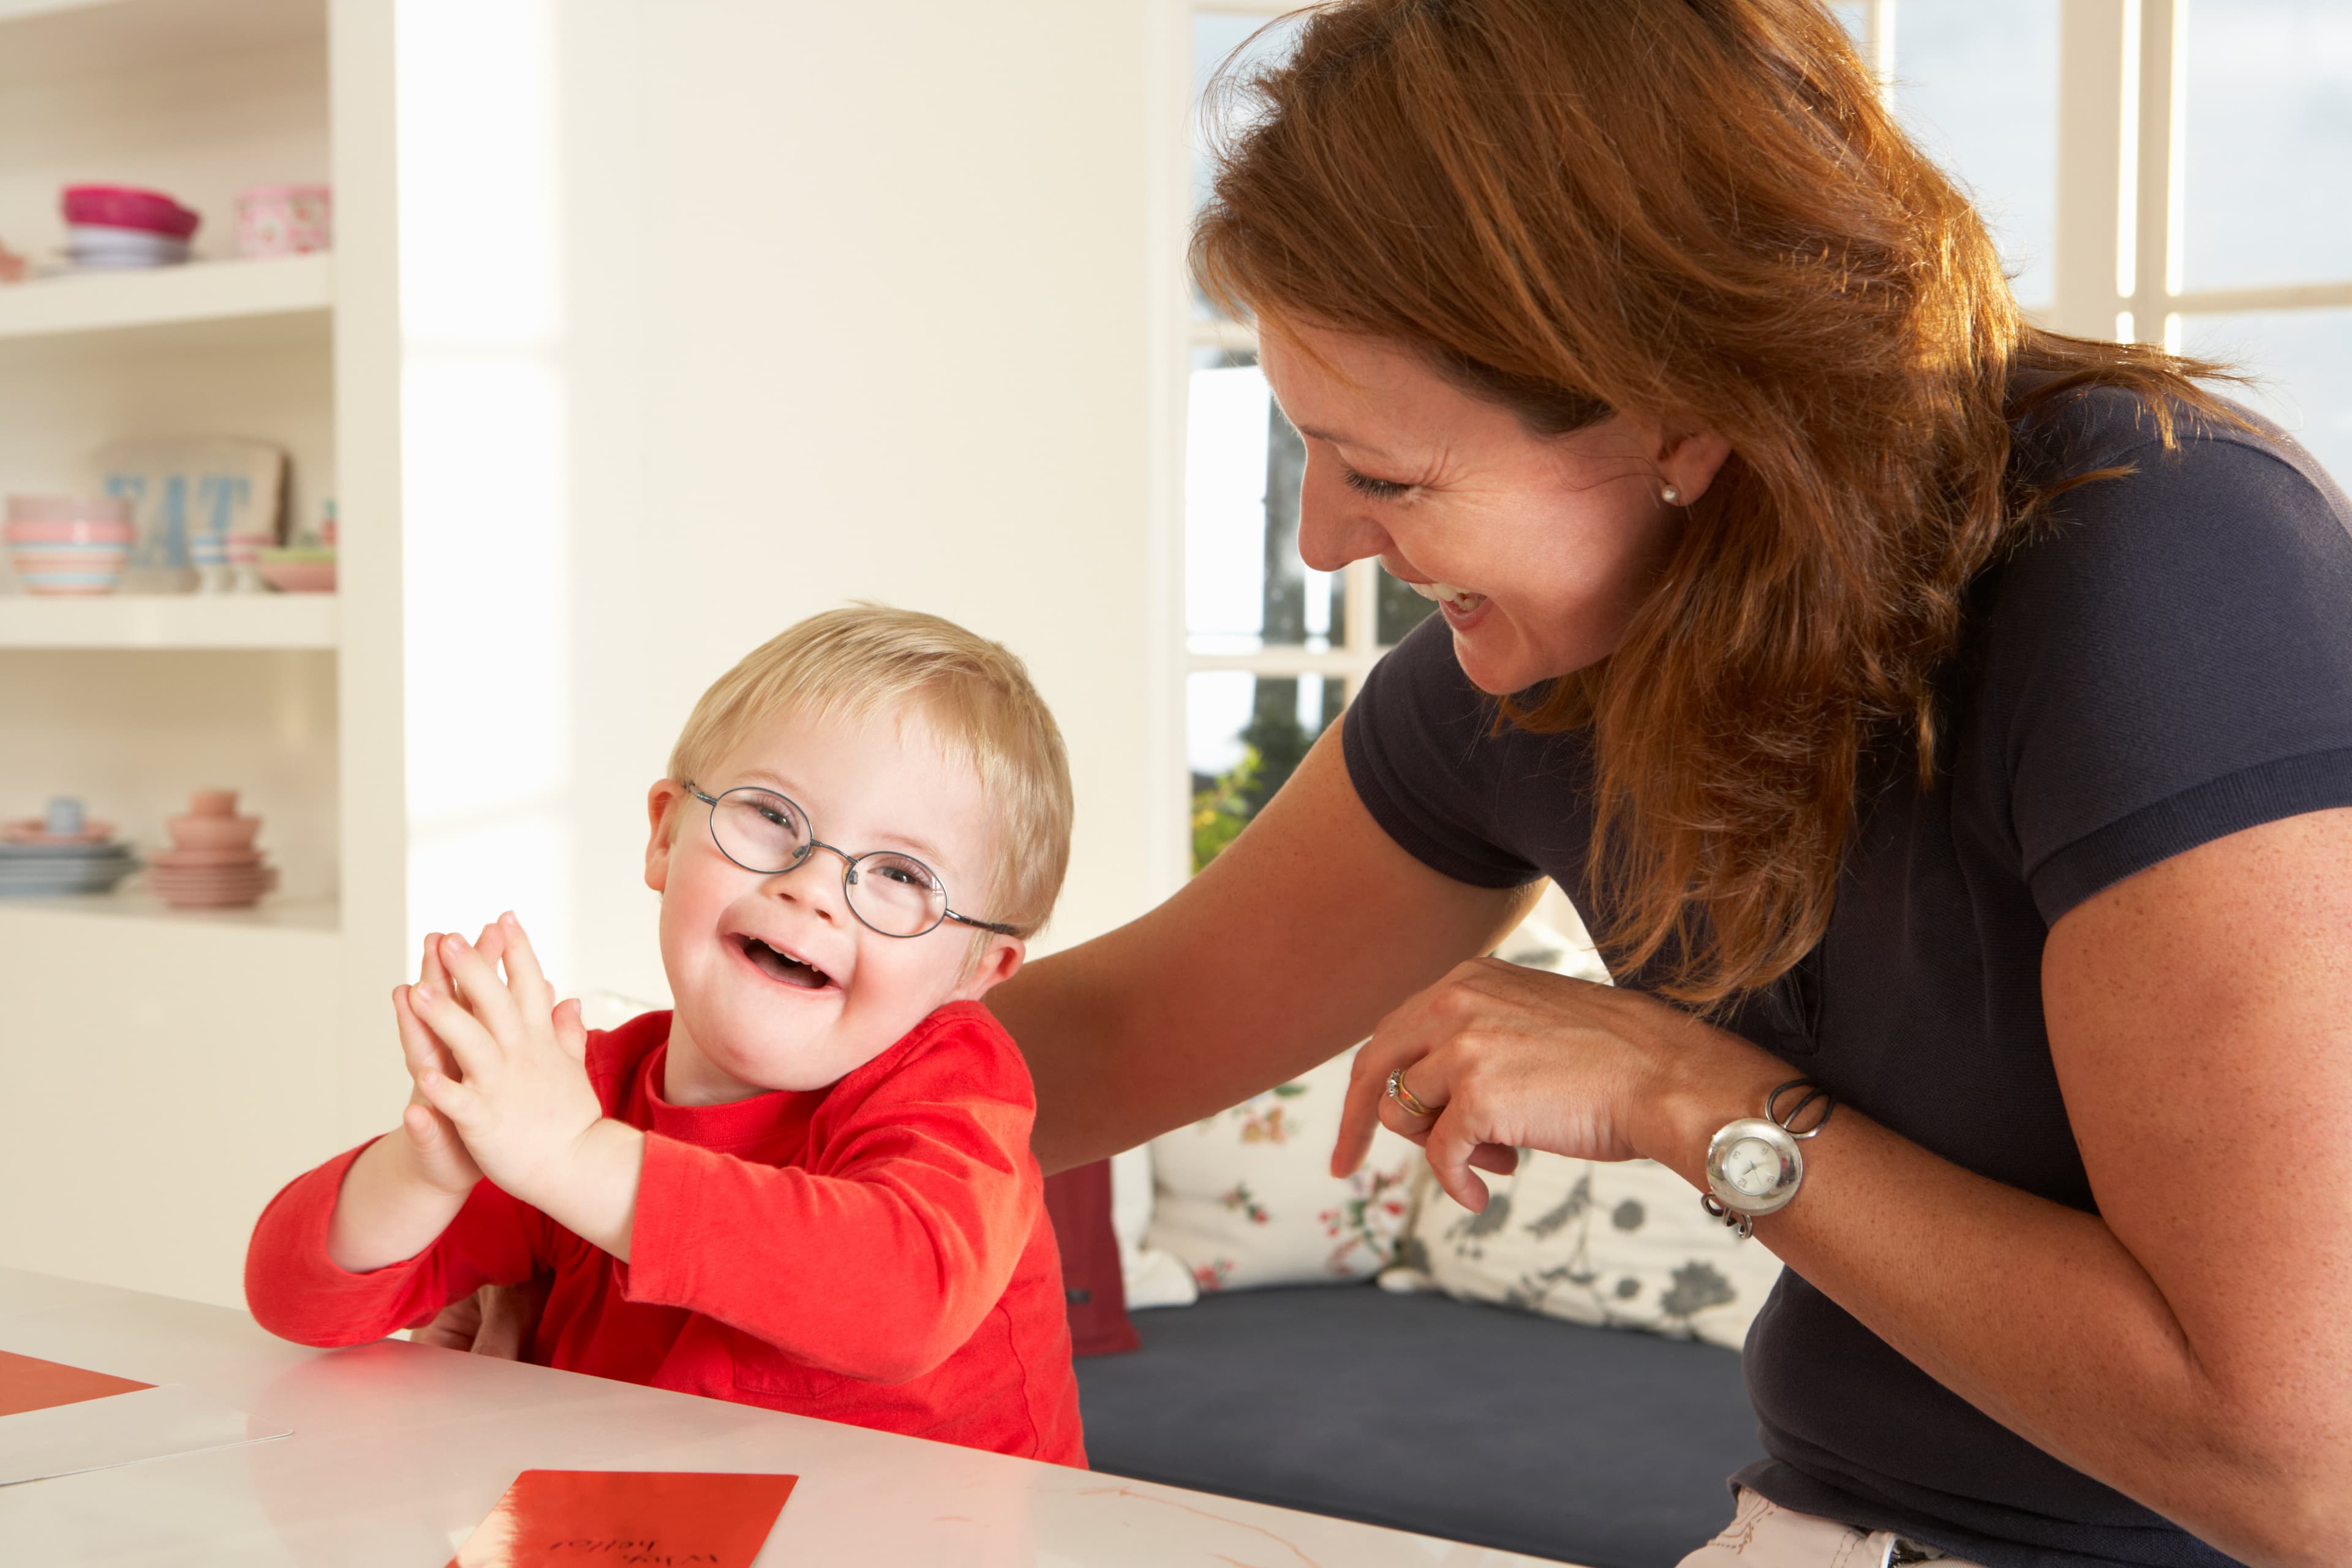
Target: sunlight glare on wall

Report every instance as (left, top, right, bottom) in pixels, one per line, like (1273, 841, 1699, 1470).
(394, 0, 575, 981)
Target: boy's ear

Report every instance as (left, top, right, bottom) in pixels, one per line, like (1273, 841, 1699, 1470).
(949, 934, 1025, 1003)
(644, 780, 687, 894)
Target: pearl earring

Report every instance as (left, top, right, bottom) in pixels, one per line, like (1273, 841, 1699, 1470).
(1660, 484, 1682, 505)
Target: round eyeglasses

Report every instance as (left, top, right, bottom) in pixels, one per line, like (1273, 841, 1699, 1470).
(682, 781, 1021, 940)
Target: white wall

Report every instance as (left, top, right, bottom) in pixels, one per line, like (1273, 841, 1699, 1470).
(392, 0, 1169, 1017)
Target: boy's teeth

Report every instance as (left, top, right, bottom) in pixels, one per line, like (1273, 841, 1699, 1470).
(743, 936, 827, 989)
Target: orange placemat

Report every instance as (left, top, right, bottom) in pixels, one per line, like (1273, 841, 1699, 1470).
(0, 1349, 152, 1419)
(447, 1471, 800, 1567)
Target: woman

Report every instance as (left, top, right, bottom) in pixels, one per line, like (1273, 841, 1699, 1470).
(433, 2, 2352, 1562)
(1001, 2, 2352, 1565)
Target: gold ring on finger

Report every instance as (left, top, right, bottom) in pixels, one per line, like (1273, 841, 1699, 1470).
(1386, 1067, 1437, 1119)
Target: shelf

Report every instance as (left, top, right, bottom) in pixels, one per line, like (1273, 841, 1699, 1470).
(0, 253, 332, 345)
(0, 889, 336, 937)
(0, 593, 336, 649)
(0, 0, 324, 89)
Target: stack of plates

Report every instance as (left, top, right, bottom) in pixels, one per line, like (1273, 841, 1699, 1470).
(147, 849, 278, 909)
(0, 840, 141, 898)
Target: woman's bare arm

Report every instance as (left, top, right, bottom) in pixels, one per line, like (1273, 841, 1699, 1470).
(1333, 810, 2352, 1565)
(995, 718, 1536, 1173)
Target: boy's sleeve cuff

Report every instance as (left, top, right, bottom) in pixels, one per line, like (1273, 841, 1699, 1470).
(624, 1132, 711, 1307)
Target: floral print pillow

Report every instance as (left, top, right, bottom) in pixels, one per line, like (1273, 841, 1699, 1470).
(1146, 1047, 1421, 1294)
(1385, 1153, 1785, 1351)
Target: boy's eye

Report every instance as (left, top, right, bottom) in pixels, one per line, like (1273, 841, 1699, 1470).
(872, 859, 937, 890)
(1340, 466, 1411, 500)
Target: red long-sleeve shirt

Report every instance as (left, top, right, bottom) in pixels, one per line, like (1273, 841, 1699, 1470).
(245, 1003, 1085, 1465)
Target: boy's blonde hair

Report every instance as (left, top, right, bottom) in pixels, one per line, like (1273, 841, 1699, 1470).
(667, 605, 1073, 938)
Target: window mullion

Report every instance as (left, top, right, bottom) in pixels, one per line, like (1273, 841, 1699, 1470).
(2128, 0, 2184, 344)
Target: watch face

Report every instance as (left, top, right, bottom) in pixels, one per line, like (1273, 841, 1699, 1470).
(1724, 1136, 1782, 1196)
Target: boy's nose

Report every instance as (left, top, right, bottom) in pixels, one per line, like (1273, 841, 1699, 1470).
(765, 852, 850, 924)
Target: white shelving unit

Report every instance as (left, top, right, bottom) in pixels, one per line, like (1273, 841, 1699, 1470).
(0, 0, 405, 1311)
(0, 251, 330, 342)
(0, 592, 336, 648)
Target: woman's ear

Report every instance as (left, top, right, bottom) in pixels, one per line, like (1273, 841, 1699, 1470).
(644, 780, 687, 894)
(1657, 427, 1735, 506)
(951, 935, 1027, 1002)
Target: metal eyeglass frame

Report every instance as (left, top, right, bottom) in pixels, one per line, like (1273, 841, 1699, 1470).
(682, 781, 1022, 940)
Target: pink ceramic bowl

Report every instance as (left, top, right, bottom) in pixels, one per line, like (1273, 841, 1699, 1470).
(4, 519, 135, 546)
(187, 790, 239, 817)
(5, 495, 133, 527)
(259, 559, 336, 594)
(60, 184, 200, 239)
(167, 813, 261, 851)
(6, 542, 129, 595)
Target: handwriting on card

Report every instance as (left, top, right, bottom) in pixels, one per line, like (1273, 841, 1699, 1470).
(448, 1471, 798, 1568)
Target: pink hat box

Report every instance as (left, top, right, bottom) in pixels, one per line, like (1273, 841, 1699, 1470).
(236, 185, 331, 258)
(60, 184, 200, 239)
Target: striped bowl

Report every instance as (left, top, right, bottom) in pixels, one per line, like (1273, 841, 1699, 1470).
(6, 538, 129, 595)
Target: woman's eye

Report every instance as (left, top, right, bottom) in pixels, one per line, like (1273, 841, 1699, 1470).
(1341, 466, 1411, 500)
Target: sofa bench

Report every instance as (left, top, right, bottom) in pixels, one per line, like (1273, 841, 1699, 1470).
(1074, 1281, 1762, 1568)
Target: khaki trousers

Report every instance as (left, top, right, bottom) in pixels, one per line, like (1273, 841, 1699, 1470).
(1673, 1488, 1987, 1568)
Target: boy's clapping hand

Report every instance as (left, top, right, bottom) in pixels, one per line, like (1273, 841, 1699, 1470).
(406, 914, 635, 1240)
(391, 930, 489, 1197)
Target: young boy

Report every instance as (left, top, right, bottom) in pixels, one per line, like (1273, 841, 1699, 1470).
(246, 606, 1084, 1464)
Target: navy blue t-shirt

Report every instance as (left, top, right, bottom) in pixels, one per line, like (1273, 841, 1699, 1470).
(1341, 386, 2352, 1568)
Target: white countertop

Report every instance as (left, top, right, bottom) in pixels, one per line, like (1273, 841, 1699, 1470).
(0, 1267, 1580, 1566)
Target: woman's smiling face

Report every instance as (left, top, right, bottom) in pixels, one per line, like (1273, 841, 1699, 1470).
(1257, 318, 1728, 695)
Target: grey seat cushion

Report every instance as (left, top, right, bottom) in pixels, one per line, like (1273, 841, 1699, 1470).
(1076, 1283, 1762, 1568)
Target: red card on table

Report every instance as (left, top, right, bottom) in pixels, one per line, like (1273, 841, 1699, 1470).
(447, 1471, 800, 1567)
(0, 1349, 153, 1419)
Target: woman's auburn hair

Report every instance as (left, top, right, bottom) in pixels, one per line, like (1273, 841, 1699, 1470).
(1194, 0, 2239, 1009)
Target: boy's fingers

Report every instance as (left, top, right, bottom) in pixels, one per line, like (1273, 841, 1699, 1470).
(409, 979, 504, 1084)
(417, 1068, 488, 1129)
(393, 984, 462, 1084)
(496, 913, 556, 1017)
(552, 997, 588, 1063)
(402, 1101, 459, 1158)
(391, 985, 434, 1075)
(473, 922, 508, 979)
(437, 933, 527, 1042)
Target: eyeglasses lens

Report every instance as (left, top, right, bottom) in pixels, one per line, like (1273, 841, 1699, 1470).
(710, 789, 949, 937)
(848, 853, 948, 937)
(711, 790, 809, 873)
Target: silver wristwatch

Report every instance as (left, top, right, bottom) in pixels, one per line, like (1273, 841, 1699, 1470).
(1701, 1079, 1834, 1240)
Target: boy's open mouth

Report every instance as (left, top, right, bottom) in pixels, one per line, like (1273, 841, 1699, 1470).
(733, 933, 834, 990)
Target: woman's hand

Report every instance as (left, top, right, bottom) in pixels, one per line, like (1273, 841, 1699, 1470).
(1330, 957, 1783, 1212)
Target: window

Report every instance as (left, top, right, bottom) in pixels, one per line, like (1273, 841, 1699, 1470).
(1168, 0, 2350, 873)
(1178, 7, 1435, 874)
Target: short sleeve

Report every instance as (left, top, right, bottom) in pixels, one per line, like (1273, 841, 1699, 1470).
(1988, 416, 2352, 922)
(1341, 615, 1551, 889)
